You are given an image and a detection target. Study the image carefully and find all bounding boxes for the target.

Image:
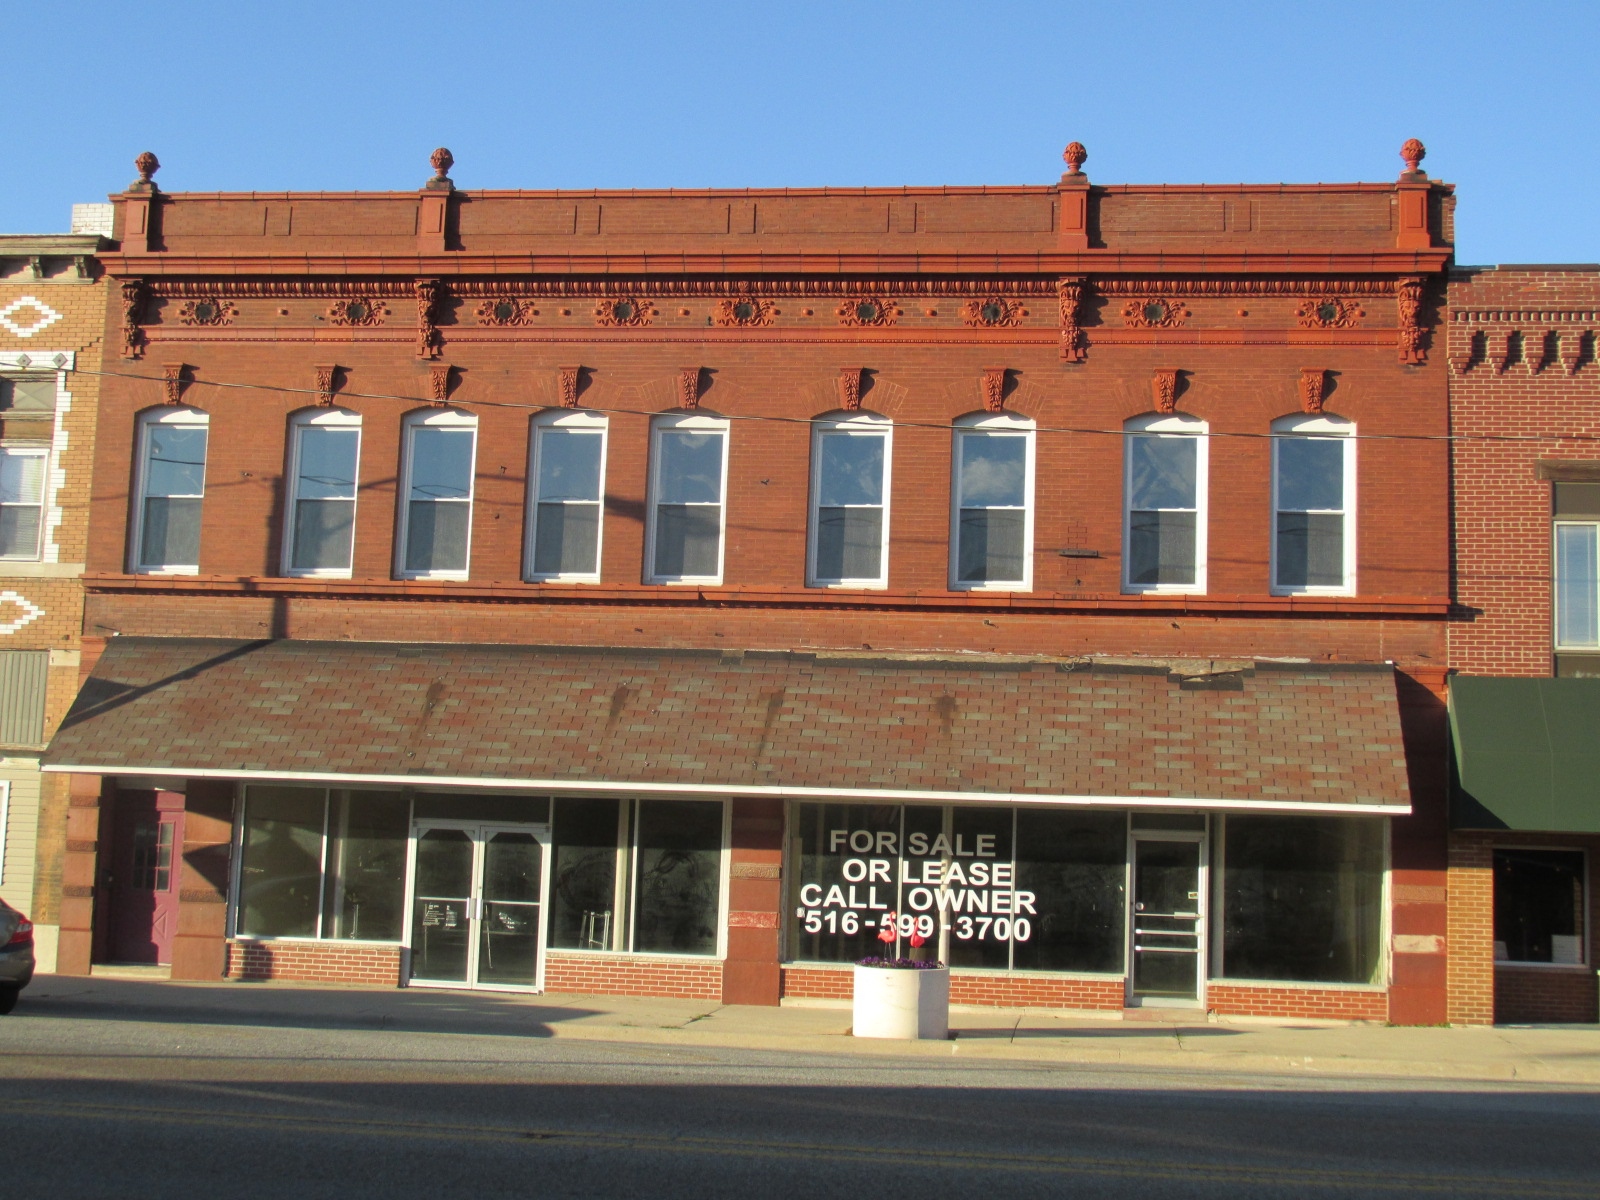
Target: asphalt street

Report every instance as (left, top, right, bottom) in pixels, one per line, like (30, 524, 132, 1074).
(2, 994, 1597, 1198)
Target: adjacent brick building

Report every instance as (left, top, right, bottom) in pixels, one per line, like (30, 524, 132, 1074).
(0, 214, 112, 971)
(43, 142, 1460, 1022)
(1445, 265, 1600, 1024)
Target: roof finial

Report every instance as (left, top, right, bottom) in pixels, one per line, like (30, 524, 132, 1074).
(1400, 138, 1426, 176)
(132, 151, 160, 192)
(427, 147, 455, 190)
(1062, 141, 1088, 177)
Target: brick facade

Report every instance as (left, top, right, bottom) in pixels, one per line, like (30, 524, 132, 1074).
(49, 145, 1459, 1021)
(1445, 266, 1600, 1024)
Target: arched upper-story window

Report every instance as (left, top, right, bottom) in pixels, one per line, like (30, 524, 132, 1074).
(1123, 413, 1208, 593)
(646, 411, 729, 585)
(526, 408, 608, 583)
(396, 407, 477, 580)
(1271, 413, 1355, 595)
(284, 408, 362, 578)
(131, 406, 210, 574)
(951, 410, 1035, 591)
(810, 411, 892, 588)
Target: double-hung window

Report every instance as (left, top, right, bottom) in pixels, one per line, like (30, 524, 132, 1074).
(0, 447, 46, 560)
(527, 410, 607, 582)
(132, 408, 209, 574)
(810, 414, 891, 587)
(1554, 482, 1600, 656)
(1124, 414, 1207, 592)
(1272, 415, 1355, 594)
(284, 409, 361, 577)
(647, 414, 728, 584)
(951, 412, 1034, 590)
(397, 409, 477, 579)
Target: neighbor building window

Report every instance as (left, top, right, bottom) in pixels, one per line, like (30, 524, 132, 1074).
(132, 407, 209, 574)
(397, 409, 477, 579)
(526, 410, 607, 582)
(284, 409, 361, 577)
(1272, 415, 1355, 594)
(950, 412, 1034, 589)
(1124, 414, 1207, 592)
(1494, 848, 1587, 966)
(1554, 483, 1600, 654)
(0, 447, 47, 560)
(647, 413, 728, 584)
(810, 413, 891, 587)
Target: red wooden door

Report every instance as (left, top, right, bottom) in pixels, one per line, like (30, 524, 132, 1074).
(109, 791, 185, 965)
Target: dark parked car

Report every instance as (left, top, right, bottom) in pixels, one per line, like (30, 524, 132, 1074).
(0, 899, 35, 1013)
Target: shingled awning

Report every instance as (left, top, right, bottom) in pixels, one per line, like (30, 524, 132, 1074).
(43, 638, 1411, 814)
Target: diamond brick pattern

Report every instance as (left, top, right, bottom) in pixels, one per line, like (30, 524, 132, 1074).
(46, 638, 1410, 808)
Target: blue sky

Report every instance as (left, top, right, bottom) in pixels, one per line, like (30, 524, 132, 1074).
(12, 2, 1596, 264)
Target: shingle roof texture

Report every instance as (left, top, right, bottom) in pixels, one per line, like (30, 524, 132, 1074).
(44, 638, 1410, 809)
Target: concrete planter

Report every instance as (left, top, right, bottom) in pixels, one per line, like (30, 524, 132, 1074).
(852, 964, 950, 1039)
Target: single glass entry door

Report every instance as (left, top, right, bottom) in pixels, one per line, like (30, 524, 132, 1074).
(1130, 838, 1204, 1004)
(409, 823, 549, 991)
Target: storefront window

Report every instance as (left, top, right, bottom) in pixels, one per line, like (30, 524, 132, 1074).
(1494, 849, 1587, 965)
(549, 798, 622, 950)
(237, 786, 407, 940)
(1219, 815, 1384, 984)
(789, 802, 1127, 973)
(634, 800, 723, 954)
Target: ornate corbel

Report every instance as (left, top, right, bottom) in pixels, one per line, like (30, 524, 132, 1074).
(1151, 368, 1180, 414)
(120, 280, 148, 360)
(1057, 276, 1087, 362)
(1299, 368, 1328, 415)
(837, 366, 864, 411)
(677, 366, 702, 409)
(429, 363, 453, 405)
(1396, 276, 1427, 365)
(1558, 331, 1585, 376)
(1523, 330, 1550, 375)
(415, 278, 444, 360)
(981, 366, 1008, 413)
(1490, 330, 1516, 374)
(1447, 332, 1476, 376)
(162, 362, 187, 406)
(558, 365, 583, 408)
(314, 364, 339, 406)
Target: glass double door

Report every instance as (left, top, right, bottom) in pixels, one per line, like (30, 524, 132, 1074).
(1130, 837, 1206, 1006)
(409, 823, 549, 991)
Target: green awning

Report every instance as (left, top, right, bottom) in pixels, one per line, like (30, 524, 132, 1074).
(1450, 676, 1600, 832)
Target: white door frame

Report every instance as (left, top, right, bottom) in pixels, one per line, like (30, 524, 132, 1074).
(1126, 829, 1209, 1009)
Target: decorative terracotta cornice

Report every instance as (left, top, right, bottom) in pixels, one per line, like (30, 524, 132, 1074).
(1057, 276, 1086, 363)
(120, 281, 147, 360)
(1124, 298, 1189, 329)
(1396, 276, 1428, 365)
(960, 297, 1026, 328)
(327, 297, 389, 327)
(415, 278, 443, 359)
(712, 295, 777, 327)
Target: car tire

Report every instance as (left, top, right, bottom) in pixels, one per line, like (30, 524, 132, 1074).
(0, 987, 18, 1015)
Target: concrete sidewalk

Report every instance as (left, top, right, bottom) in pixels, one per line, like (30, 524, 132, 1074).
(16, 973, 1600, 1086)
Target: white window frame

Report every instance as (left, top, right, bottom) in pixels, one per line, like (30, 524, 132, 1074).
(808, 412, 892, 589)
(0, 444, 48, 562)
(525, 409, 608, 584)
(282, 408, 362, 579)
(1493, 845, 1590, 969)
(645, 412, 730, 586)
(949, 411, 1036, 592)
(1554, 520, 1600, 651)
(1122, 413, 1209, 595)
(130, 406, 210, 576)
(395, 408, 478, 582)
(1270, 414, 1356, 596)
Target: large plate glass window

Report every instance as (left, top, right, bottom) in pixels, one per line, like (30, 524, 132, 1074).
(526, 409, 607, 582)
(1124, 413, 1207, 592)
(284, 408, 361, 576)
(1494, 848, 1587, 965)
(132, 407, 209, 574)
(0, 446, 47, 560)
(809, 413, 891, 587)
(397, 408, 477, 579)
(950, 412, 1035, 589)
(1272, 414, 1355, 594)
(647, 413, 728, 584)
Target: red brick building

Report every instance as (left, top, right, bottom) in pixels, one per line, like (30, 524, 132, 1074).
(1446, 265, 1600, 1024)
(44, 142, 1458, 1022)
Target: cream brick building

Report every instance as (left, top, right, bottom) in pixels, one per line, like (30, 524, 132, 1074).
(0, 212, 111, 970)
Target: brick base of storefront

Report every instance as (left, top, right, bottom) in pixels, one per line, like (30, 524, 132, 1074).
(1495, 967, 1599, 1025)
(1206, 982, 1388, 1022)
(543, 952, 723, 1000)
(226, 940, 403, 986)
